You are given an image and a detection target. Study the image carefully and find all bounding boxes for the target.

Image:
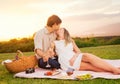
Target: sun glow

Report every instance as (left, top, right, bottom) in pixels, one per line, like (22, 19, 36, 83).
(0, 2, 66, 41)
(0, 13, 43, 41)
(0, 0, 120, 41)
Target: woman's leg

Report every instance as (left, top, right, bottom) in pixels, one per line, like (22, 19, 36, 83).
(81, 53, 120, 74)
(80, 62, 107, 72)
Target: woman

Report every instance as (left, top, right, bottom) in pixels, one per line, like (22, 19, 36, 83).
(49, 28, 120, 74)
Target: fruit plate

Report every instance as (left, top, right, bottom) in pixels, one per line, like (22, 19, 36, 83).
(44, 70, 61, 76)
(57, 71, 76, 80)
(52, 71, 61, 76)
(58, 75, 75, 80)
(75, 74, 93, 80)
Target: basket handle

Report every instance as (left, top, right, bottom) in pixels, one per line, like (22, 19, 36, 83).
(16, 50, 24, 56)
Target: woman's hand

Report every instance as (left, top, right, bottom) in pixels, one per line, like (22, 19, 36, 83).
(69, 57, 76, 66)
(69, 53, 79, 66)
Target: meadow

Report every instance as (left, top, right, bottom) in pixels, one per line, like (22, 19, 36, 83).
(0, 45, 120, 84)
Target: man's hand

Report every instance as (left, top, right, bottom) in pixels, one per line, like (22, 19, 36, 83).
(36, 48, 55, 62)
(43, 55, 49, 62)
(48, 48, 55, 57)
(43, 49, 53, 62)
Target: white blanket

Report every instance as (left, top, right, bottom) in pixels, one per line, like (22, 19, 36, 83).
(14, 59, 120, 80)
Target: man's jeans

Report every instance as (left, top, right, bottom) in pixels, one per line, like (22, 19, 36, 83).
(38, 57, 60, 69)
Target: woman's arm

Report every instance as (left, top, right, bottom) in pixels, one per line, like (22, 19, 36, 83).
(69, 39, 81, 66)
(72, 39, 81, 54)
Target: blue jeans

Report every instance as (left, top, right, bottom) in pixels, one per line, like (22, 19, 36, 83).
(38, 57, 60, 69)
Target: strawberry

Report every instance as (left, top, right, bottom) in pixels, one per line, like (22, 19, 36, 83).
(44, 71, 53, 76)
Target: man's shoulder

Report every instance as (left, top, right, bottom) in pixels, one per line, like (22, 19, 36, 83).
(36, 28, 45, 35)
(37, 28, 45, 33)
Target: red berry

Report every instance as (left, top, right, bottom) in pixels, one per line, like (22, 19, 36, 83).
(45, 71, 53, 76)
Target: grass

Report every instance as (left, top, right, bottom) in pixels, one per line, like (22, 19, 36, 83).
(0, 45, 120, 84)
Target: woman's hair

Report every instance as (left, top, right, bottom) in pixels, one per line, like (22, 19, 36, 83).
(63, 28, 72, 46)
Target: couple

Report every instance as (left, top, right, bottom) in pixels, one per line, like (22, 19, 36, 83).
(34, 15, 120, 74)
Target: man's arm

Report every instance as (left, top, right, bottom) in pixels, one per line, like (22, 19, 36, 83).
(35, 49, 45, 58)
(34, 31, 50, 62)
(35, 49, 51, 62)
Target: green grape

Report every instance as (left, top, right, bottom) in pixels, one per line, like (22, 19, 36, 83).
(81, 76, 85, 80)
(82, 76, 86, 80)
(76, 74, 92, 80)
(86, 74, 92, 78)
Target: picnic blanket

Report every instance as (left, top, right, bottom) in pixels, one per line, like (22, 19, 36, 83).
(14, 59, 120, 80)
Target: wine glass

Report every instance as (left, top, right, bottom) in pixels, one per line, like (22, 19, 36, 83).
(66, 68, 74, 76)
(46, 61, 51, 68)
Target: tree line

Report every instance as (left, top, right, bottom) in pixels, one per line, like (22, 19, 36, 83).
(0, 36, 120, 53)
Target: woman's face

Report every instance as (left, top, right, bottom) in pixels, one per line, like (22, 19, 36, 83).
(56, 28, 64, 38)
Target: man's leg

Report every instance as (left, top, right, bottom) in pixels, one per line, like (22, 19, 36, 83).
(48, 58, 60, 69)
(38, 58, 60, 69)
(38, 58, 50, 69)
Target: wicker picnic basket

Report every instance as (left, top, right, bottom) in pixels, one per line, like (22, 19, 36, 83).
(4, 50, 38, 73)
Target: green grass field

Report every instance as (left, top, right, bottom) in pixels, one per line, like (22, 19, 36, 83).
(0, 45, 120, 84)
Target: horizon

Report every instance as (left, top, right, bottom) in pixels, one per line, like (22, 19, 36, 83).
(1, 34, 120, 42)
(0, 0, 120, 41)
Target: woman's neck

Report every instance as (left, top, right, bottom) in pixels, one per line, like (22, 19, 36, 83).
(57, 37, 64, 40)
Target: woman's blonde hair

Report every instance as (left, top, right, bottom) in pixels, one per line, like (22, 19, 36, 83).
(63, 28, 72, 46)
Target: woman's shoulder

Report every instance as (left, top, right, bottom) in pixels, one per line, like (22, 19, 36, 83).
(71, 39, 74, 42)
(54, 39, 64, 42)
(54, 40, 65, 44)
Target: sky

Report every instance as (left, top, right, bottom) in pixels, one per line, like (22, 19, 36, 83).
(0, 0, 120, 41)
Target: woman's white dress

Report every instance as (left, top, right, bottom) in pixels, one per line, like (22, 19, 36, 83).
(54, 40, 83, 71)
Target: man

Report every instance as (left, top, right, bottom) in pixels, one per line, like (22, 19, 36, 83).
(34, 15, 62, 69)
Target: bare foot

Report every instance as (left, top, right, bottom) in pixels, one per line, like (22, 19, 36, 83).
(113, 68, 120, 75)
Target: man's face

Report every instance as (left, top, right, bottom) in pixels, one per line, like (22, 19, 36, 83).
(52, 23, 61, 32)
(56, 28, 64, 38)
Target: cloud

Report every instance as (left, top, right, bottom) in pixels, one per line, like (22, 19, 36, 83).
(103, 11, 120, 15)
(0, 0, 120, 39)
(63, 12, 120, 23)
(63, 0, 111, 15)
(0, 0, 120, 17)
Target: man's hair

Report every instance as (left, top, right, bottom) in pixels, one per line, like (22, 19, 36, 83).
(47, 15, 62, 27)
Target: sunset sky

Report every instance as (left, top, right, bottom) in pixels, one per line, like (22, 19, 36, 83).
(0, 0, 120, 41)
